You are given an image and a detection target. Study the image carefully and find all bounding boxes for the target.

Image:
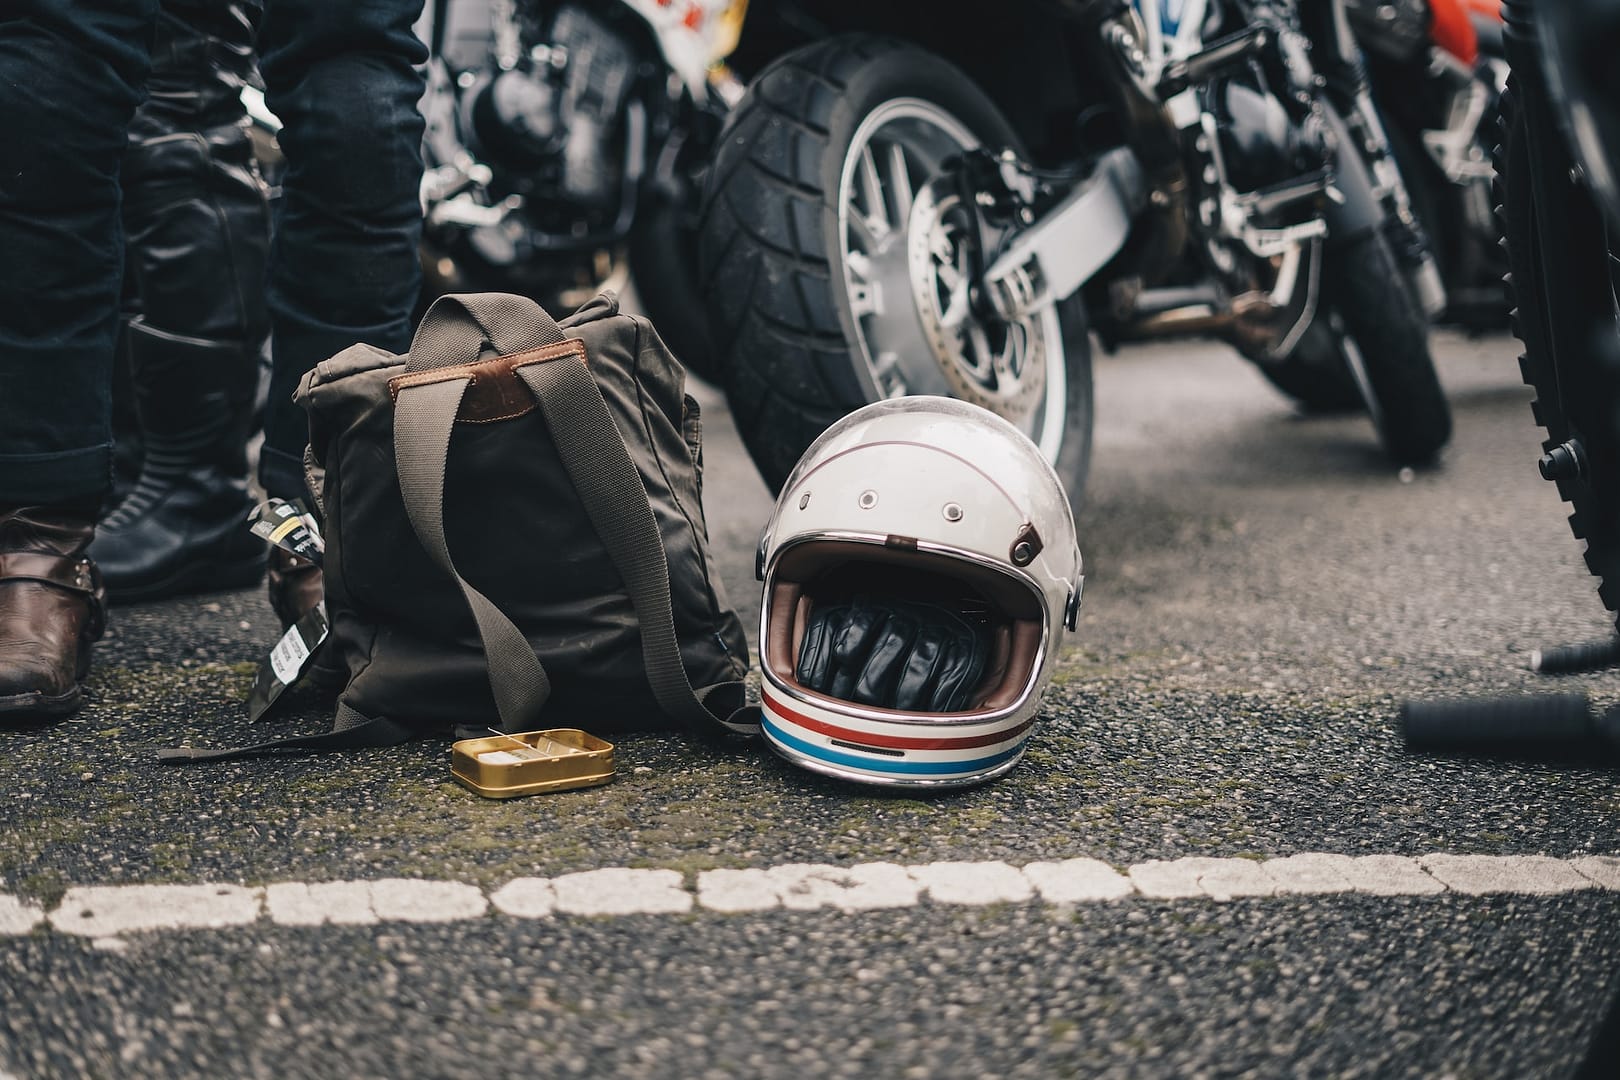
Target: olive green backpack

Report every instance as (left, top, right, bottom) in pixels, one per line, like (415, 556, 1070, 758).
(164, 292, 756, 761)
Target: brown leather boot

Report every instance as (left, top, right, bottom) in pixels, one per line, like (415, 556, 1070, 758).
(0, 505, 107, 720)
(266, 546, 323, 630)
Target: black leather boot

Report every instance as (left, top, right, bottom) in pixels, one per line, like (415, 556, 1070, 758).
(91, 324, 267, 601)
(0, 504, 107, 721)
(91, 3, 271, 602)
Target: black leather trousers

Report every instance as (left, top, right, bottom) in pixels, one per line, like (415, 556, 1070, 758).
(111, 0, 270, 494)
(0, 0, 427, 504)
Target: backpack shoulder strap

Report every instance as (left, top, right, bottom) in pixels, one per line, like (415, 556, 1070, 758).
(514, 351, 758, 736)
(158, 704, 413, 763)
(394, 373, 554, 732)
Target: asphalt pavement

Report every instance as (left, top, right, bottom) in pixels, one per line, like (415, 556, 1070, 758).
(3, 329, 1618, 1079)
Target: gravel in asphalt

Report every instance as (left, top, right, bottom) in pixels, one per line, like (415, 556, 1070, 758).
(2, 331, 1617, 1078)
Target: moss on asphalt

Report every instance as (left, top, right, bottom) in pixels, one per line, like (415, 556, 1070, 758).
(3, 652, 1614, 904)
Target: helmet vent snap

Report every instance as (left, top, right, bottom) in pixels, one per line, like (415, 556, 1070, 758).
(1009, 523, 1043, 566)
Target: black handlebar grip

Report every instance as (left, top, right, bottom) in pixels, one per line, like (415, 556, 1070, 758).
(1400, 693, 1594, 748)
(1530, 638, 1620, 673)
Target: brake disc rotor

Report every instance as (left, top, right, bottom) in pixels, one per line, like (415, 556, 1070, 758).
(906, 175, 1046, 422)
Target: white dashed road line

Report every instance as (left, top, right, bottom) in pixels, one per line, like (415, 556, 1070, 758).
(51, 884, 260, 938)
(0, 894, 44, 936)
(4, 853, 1617, 940)
(1419, 854, 1596, 895)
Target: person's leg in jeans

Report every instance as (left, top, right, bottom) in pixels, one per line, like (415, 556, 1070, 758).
(90, 0, 274, 602)
(254, 0, 426, 630)
(0, 1, 158, 719)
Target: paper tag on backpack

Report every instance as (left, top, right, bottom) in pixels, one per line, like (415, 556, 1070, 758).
(249, 498, 324, 566)
(247, 602, 331, 722)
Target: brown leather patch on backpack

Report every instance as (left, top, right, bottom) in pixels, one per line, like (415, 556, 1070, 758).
(386, 338, 588, 424)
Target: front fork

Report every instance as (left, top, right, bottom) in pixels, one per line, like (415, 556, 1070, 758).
(1348, 92, 1448, 316)
(1302, 0, 1447, 316)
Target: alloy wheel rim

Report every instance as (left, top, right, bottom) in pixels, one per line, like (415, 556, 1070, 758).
(836, 98, 1068, 461)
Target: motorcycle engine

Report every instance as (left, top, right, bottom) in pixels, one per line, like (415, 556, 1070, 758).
(423, 1, 645, 274)
(465, 5, 631, 207)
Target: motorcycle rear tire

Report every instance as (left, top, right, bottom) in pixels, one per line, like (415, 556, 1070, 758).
(1323, 230, 1453, 464)
(697, 35, 1093, 500)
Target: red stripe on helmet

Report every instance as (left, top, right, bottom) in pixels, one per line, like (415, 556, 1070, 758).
(762, 689, 1035, 751)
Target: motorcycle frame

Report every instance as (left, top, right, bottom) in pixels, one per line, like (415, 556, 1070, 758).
(943, 0, 1414, 363)
(1073, 2, 1395, 327)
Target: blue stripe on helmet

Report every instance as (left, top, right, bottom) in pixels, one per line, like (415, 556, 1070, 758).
(763, 715, 1024, 777)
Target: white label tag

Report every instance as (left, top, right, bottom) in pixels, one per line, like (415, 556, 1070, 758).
(269, 623, 311, 685)
(246, 602, 331, 723)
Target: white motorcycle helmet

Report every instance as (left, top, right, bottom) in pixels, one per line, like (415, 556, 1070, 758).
(755, 396, 1083, 789)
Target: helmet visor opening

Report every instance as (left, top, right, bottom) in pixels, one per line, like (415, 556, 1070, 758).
(764, 541, 1044, 716)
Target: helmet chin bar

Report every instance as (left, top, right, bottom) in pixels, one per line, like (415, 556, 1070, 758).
(765, 735, 1032, 791)
(757, 538, 1053, 789)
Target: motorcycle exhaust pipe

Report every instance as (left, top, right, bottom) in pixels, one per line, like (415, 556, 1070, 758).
(1116, 306, 1232, 338)
(1115, 288, 1280, 342)
(1127, 284, 1226, 317)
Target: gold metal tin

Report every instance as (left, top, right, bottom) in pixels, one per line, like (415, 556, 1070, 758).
(451, 728, 615, 799)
